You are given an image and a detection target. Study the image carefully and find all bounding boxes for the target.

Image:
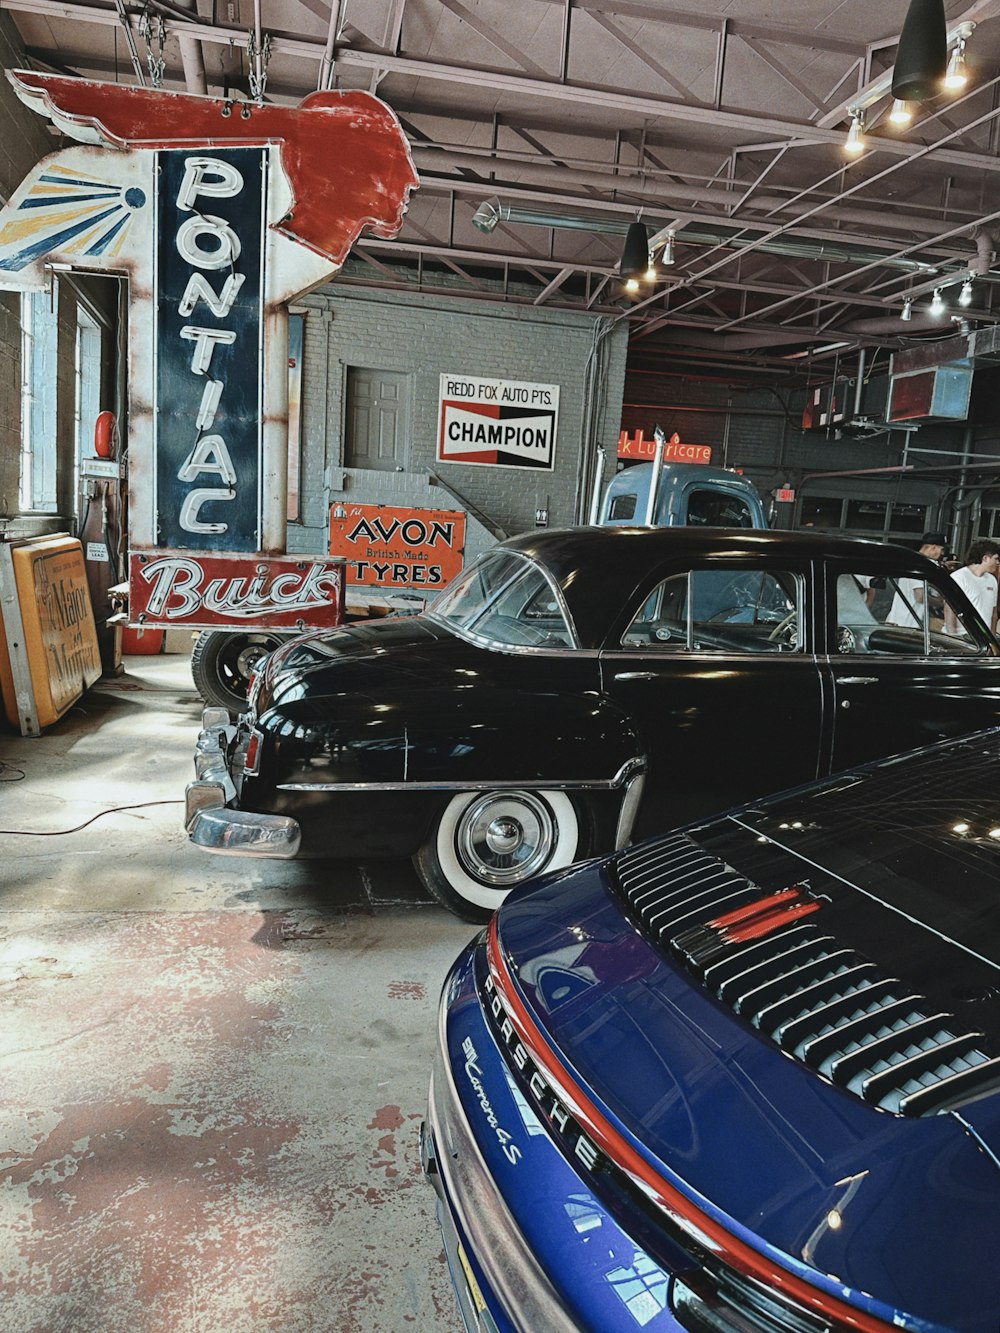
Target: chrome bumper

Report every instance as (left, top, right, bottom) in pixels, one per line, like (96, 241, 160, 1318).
(423, 1044, 576, 1333)
(185, 707, 301, 857)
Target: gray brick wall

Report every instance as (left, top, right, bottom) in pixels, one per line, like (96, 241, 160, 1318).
(287, 285, 628, 559)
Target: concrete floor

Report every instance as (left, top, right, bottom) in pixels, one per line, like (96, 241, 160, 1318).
(0, 654, 475, 1332)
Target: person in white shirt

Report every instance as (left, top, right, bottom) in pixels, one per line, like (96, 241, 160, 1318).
(886, 531, 946, 628)
(945, 540, 1000, 635)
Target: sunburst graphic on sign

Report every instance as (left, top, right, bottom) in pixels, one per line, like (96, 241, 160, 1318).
(0, 162, 147, 271)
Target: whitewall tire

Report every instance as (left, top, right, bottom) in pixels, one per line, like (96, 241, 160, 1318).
(415, 789, 583, 921)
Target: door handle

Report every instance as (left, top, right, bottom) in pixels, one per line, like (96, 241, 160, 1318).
(838, 676, 878, 685)
(614, 671, 658, 681)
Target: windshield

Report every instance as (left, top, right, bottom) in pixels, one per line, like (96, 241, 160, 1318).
(428, 550, 575, 649)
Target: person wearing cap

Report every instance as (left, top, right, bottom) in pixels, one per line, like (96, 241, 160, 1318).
(944, 539, 1000, 636)
(886, 531, 946, 628)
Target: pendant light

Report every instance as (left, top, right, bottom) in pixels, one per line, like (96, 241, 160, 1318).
(891, 0, 947, 102)
(620, 220, 650, 293)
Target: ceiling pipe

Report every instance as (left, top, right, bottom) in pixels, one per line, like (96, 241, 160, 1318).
(842, 312, 946, 334)
(413, 146, 984, 239)
(470, 198, 947, 274)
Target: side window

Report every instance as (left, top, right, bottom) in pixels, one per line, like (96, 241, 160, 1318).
(687, 490, 754, 528)
(473, 565, 574, 648)
(621, 568, 801, 653)
(835, 572, 989, 657)
(608, 492, 637, 521)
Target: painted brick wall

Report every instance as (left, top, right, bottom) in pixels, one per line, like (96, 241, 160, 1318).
(286, 284, 628, 560)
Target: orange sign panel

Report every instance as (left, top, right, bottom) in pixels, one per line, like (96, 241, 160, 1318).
(0, 537, 102, 730)
(617, 430, 712, 463)
(329, 504, 466, 590)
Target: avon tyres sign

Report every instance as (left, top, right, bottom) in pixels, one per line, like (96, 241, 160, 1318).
(329, 503, 466, 589)
(129, 551, 343, 630)
(155, 148, 264, 551)
(438, 374, 558, 470)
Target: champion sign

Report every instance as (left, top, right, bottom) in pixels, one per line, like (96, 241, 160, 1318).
(155, 148, 265, 551)
(438, 374, 558, 470)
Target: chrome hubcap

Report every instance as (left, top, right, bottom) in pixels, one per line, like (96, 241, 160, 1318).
(457, 791, 556, 887)
(485, 817, 522, 855)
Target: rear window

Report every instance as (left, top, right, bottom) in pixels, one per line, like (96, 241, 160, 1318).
(687, 489, 755, 528)
(429, 551, 575, 648)
(608, 492, 638, 521)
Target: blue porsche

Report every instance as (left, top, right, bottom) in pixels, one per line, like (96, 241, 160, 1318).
(423, 727, 1000, 1332)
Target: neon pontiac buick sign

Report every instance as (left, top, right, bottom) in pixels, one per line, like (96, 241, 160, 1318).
(0, 72, 418, 628)
(130, 551, 345, 628)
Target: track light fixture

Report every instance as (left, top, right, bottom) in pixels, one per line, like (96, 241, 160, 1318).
(889, 98, 913, 125)
(845, 110, 865, 154)
(901, 298, 913, 321)
(930, 288, 945, 315)
(841, 12, 976, 161)
(660, 231, 675, 267)
(944, 31, 971, 91)
(959, 278, 973, 307)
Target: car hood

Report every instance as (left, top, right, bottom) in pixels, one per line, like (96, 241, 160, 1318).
(492, 730, 1000, 1331)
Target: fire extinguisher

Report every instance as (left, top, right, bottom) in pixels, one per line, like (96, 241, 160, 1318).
(94, 409, 117, 459)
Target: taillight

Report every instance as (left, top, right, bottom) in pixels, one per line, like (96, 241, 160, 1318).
(244, 729, 263, 776)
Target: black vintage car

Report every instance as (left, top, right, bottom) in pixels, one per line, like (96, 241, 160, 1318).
(185, 527, 1000, 919)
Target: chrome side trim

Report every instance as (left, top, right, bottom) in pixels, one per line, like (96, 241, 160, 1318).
(615, 771, 647, 848)
(277, 757, 646, 793)
(427, 1036, 576, 1330)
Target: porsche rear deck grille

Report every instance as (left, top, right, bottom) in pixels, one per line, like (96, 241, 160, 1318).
(613, 833, 1000, 1117)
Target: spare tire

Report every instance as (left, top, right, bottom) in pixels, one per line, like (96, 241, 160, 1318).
(190, 630, 283, 715)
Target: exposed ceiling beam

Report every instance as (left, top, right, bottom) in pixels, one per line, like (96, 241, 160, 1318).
(8, 0, 1000, 177)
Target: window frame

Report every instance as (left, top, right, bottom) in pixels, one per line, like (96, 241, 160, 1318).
(614, 564, 807, 656)
(828, 566, 998, 659)
(19, 287, 60, 514)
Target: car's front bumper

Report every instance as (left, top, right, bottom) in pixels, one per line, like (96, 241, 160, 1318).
(184, 707, 301, 857)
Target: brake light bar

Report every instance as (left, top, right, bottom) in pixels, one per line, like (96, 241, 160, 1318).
(708, 887, 821, 945)
(485, 917, 897, 1333)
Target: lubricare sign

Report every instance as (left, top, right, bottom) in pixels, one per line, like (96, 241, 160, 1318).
(329, 504, 466, 589)
(129, 550, 344, 630)
(438, 374, 558, 470)
(155, 148, 265, 551)
(617, 429, 712, 463)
